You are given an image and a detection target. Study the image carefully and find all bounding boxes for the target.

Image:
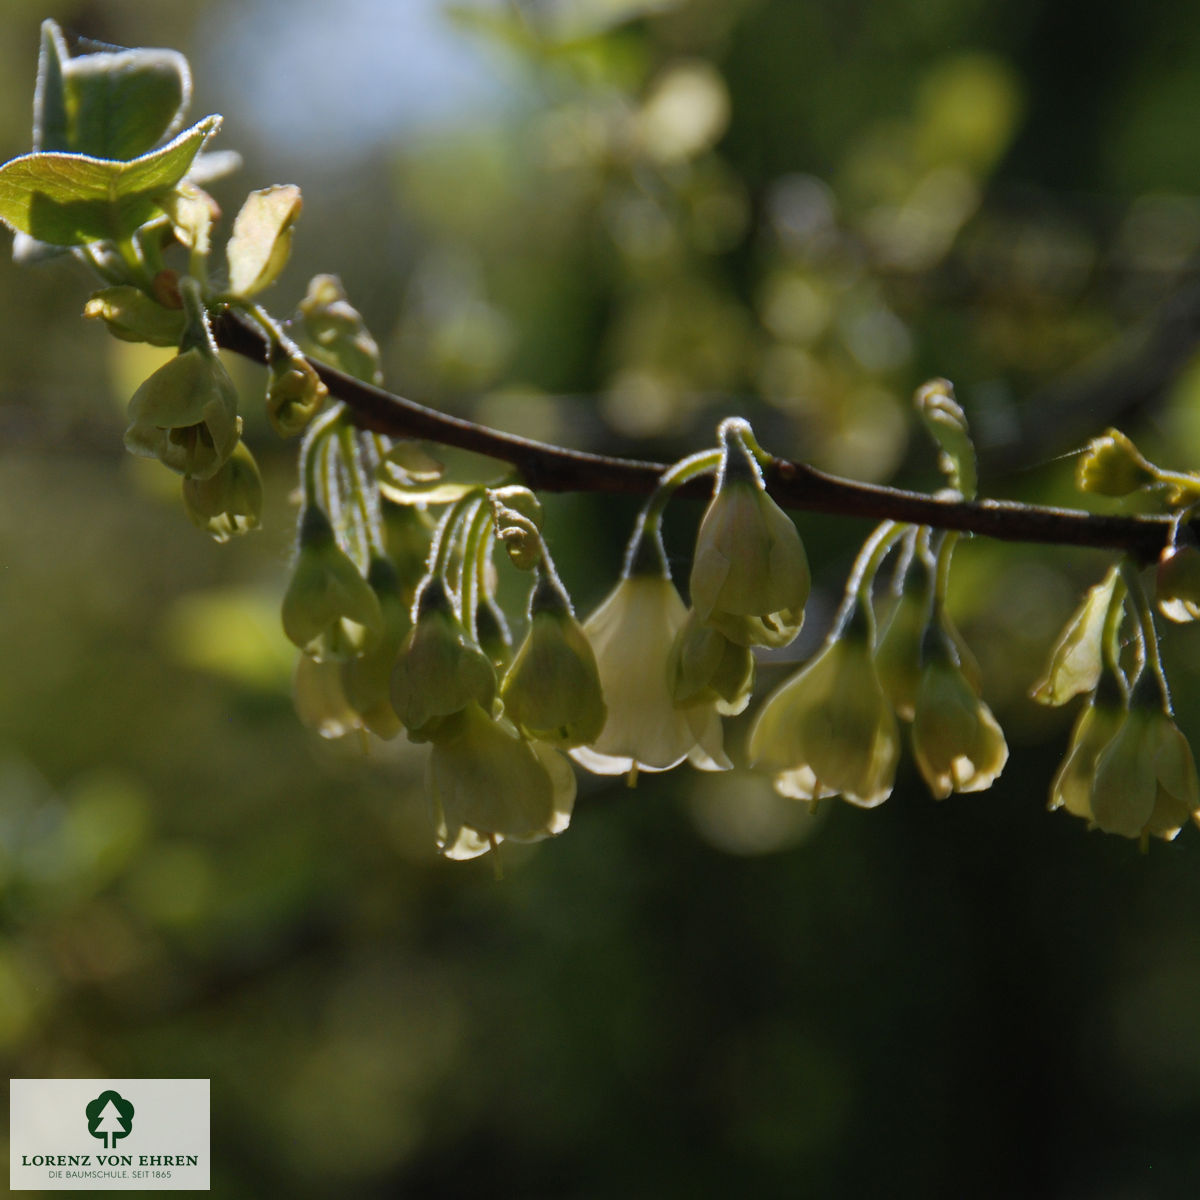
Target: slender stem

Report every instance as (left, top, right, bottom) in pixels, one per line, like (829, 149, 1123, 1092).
(299, 404, 344, 504)
(337, 422, 386, 558)
(827, 520, 905, 637)
(932, 531, 961, 613)
(621, 449, 721, 578)
(210, 309, 1181, 561)
(1120, 560, 1172, 712)
(1101, 567, 1130, 684)
(643, 448, 722, 527)
(459, 501, 495, 643)
(432, 495, 483, 597)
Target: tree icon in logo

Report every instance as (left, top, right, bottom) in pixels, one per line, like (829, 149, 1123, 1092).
(85, 1090, 135, 1149)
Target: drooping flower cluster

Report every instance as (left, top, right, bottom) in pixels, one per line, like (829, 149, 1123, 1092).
(1036, 562, 1200, 843)
(282, 458, 602, 860)
(749, 521, 1007, 810)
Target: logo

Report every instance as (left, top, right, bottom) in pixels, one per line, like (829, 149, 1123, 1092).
(11, 1079, 210, 1191)
(85, 1090, 134, 1150)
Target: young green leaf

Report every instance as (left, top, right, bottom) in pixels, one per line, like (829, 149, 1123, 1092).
(226, 185, 302, 297)
(0, 115, 221, 246)
(35, 19, 192, 161)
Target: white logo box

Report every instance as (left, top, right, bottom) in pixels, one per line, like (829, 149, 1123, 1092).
(10, 1079, 210, 1191)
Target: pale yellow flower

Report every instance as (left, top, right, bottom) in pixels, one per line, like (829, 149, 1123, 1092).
(911, 646, 1008, 799)
(428, 703, 576, 859)
(572, 575, 729, 776)
(668, 608, 756, 715)
(281, 506, 383, 660)
(1031, 568, 1119, 705)
(1089, 696, 1200, 841)
(390, 579, 495, 742)
(293, 652, 360, 740)
(873, 585, 930, 721)
(500, 594, 606, 748)
(1048, 682, 1127, 822)
(689, 474, 809, 648)
(749, 618, 899, 807)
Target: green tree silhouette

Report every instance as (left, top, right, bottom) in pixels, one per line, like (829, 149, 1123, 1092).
(85, 1090, 134, 1150)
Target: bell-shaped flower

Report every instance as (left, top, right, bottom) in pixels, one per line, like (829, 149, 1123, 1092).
(748, 606, 899, 807)
(1089, 680, 1200, 841)
(340, 558, 410, 741)
(1031, 568, 1120, 704)
(571, 572, 729, 777)
(428, 703, 575, 859)
(390, 578, 496, 742)
(688, 419, 809, 648)
(281, 506, 383, 660)
(474, 594, 513, 673)
(124, 346, 242, 479)
(873, 582, 931, 721)
(293, 652, 361, 740)
(500, 574, 606, 748)
(382, 500, 436, 601)
(668, 608, 756, 715)
(1048, 671, 1127, 822)
(181, 439, 262, 542)
(911, 633, 1008, 799)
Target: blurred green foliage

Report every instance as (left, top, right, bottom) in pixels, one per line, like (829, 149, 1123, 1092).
(5, 1, 1200, 1194)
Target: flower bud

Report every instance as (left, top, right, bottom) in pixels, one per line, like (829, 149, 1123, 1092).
(911, 634, 1008, 799)
(124, 347, 242, 479)
(668, 608, 755, 715)
(1157, 541, 1200, 624)
(501, 576, 607, 747)
(1076, 428, 1155, 497)
(266, 348, 327, 438)
(84, 285, 185, 346)
(689, 422, 809, 648)
(181, 440, 262, 542)
(390, 579, 496, 741)
(281, 506, 383, 660)
(296, 273, 383, 384)
(474, 595, 513, 673)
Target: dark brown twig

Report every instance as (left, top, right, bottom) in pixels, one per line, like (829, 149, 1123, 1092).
(210, 308, 1176, 563)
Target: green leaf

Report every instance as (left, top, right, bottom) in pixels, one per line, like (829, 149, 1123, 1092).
(34, 19, 192, 161)
(295, 274, 383, 384)
(0, 115, 221, 246)
(33, 20, 69, 153)
(226, 185, 302, 298)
